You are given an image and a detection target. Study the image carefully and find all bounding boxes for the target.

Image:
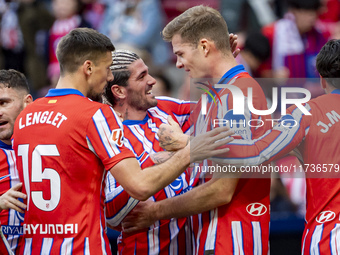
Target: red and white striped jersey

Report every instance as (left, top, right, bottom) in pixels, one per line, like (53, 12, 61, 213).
(190, 65, 271, 254)
(222, 89, 340, 255)
(0, 140, 23, 254)
(105, 97, 192, 254)
(12, 88, 135, 255)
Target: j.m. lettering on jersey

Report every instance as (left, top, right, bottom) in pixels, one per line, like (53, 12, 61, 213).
(18, 111, 67, 129)
(317, 110, 340, 133)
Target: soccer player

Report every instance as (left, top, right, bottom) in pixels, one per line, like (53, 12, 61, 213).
(122, 6, 271, 254)
(162, 39, 340, 255)
(209, 39, 340, 255)
(103, 49, 192, 254)
(12, 27, 231, 254)
(0, 69, 32, 254)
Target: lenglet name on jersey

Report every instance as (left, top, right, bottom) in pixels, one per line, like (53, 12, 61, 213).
(23, 223, 78, 235)
(19, 111, 67, 129)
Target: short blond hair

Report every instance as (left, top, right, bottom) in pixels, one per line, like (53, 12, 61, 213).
(162, 5, 230, 52)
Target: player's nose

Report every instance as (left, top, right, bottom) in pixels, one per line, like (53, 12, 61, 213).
(176, 57, 184, 69)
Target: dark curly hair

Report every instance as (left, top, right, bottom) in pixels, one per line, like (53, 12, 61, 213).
(316, 39, 340, 89)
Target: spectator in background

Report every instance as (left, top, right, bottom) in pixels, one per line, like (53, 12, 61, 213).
(47, 0, 91, 88)
(149, 69, 173, 97)
(80, 0, 106, 30)
(220, 0, 276, 34)
(0, 0, 25, 74)
(261, 0, 328, 80)
(237, 31, 271, 77)
(99, 0, 171, 66)
(0, 0, 54, 96)
(18, 0, 54, 96)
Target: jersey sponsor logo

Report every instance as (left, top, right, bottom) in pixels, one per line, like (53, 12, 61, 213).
(246, 203, 267, 216)
(316, 210, 336, 224)
(1, 225, 23, 235)
(111, 129, 123, 147)
(23, 223, 78, 235)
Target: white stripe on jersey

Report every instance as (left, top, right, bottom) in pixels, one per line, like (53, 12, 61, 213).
(40, 238, 53, 254)
(105, 173, 139, 227)
(106, 196, 139, 227)
(148, 226, 160, 255)
(232, 221, 245, 255)
(60, 238, 74, 255)
(5, 149, 21, 252)
(330, 224, 340, 255)
(310, 225, 323, 255)
(194, 214, 203, 255)
(252, 222, 262, 255)
(23, 238, 32, 255)
(84, 237, 90, 255)
(168, 218, 179, 255)
(302, 229, 309, 254)
(126, 125, 156, 154)
(92, 109, 121, 157)
(205, 208, 218, 251)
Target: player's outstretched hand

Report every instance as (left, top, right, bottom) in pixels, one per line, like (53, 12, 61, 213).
(190, 126, 234, 163)
(121, 200, 156, 233)
(229, 33, 240, 58)
(0, 183, 27, 213)
(158, 116, 189, 151)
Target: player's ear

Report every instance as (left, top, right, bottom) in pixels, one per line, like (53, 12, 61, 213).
(111, 85, 127, 101)
(23, 94, 33, 108)
(320, 75, 327, 89)
(83, 60, 93, 76)
(200, 38, 211, 57)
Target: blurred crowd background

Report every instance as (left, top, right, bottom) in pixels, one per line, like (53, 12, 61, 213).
(0, 0, 338, 254)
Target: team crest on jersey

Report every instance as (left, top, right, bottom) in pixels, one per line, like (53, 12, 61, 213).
(110, 129, 123, 147)
(246, 203, 267, 216)
(276, 114, 296, 131)
(316, 210, 336, 224)
(222, 110, 249, 139)
(169, 176, 183, 194)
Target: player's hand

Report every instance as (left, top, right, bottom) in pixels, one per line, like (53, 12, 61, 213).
(229, 33, 240, 58)
(121, 200, 156, 233)
(158, 116, 188, 151)
(0, 183, 27, 213)
(190, 126, 234, 163)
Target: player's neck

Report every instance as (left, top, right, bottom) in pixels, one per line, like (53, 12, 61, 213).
(209, 53, 238, 78)
(55, 75, 87, 96)
(114, 104, 147, 121)
(0, 139, 11, 146)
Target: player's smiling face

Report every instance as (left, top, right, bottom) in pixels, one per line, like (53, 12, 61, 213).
(125, 59, 157, 111)
(172, 34, 206, 78)
(88, 51, 114, 102)
(0, 86, 25, 144)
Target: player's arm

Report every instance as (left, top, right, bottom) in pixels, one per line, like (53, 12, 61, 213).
(213, 107, 311, 168)
(121, 176, 239, 232)
(110, 126, 234, 201)
(0, 183, 27, 213)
